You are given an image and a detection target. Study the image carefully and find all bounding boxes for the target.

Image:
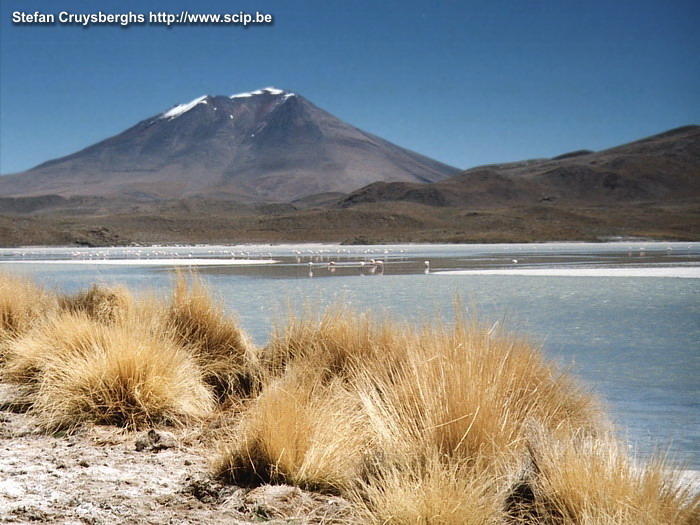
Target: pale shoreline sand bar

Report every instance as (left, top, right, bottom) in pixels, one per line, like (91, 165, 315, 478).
(434, 267, 700, 279)
(0, 259, 280, 267)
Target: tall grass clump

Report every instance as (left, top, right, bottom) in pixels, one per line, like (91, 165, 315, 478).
(215, 306, 403, 491)
(166, 273, 260, 401)
(345, 317, 606, 523)
(214, 306, 625, 523)
(350, 452, 511, 525)
(519, 429, 700, 524)
(360, 317, 604, 464)
(215, 306, 408, 492)
(262, 303, 404, 382)
(215, 368, 373, 493)
(3, 310, 214, 431)
(58, 283, 132, 323)
(2, 312, 104, 385)
(0, 271, 55, 356)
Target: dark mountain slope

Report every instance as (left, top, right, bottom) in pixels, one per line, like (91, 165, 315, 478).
(0, 88, 459, 202)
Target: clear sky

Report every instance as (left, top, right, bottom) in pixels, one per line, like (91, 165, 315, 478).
(1, 0, 698, 175)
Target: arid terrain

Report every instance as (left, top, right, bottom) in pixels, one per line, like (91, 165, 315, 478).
(1, 125, 698, 247)
(0, 200, 698, 247)
(0, 383, 354, 524)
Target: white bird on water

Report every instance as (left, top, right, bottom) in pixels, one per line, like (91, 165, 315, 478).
(424, 261, 430, 274)
(375, 260, 385, 274)
(368, 259, 378, 274)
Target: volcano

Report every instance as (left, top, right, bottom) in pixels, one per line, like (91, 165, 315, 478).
(0, 87, 459, 202)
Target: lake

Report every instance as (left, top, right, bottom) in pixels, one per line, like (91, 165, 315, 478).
(2, 241, 698, 469)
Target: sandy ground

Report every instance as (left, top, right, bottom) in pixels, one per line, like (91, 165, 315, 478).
(0, 384, 354, 524)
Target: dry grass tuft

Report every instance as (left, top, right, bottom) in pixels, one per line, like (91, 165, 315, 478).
(215, 368, 373, 493)
(260, 304, 409, 393)
(350, 452, 511, 525)
(214, 306, 409, 492)
(0, 271, 55, 356)
(216, 306, 678, 524)
(345, 316, 606, 523)
(521, 429, 700, 525)
(166, 273, 260, 401)
(358, 318, 604, 465)
(58, 283, 133, 323)
(3, 309, 214, 431)
(2, 312, 105, 385)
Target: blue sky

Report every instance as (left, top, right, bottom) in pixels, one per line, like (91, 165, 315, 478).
(1, 0, 698, 174)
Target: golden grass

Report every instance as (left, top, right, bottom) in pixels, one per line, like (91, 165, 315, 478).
(0, 273, 261, 432)
(33, 321, 214, 431)
(522, 430, 700, 525)
(0, 273, 697, 522)
(0, 271, 55, 356)
(166, 273, 260, 401)
(6, 310, 214, 431)
(262, 304, 399, 377)
(2, 312, 106, 385)
(214, 306, 698, 523)
(265, 308, 600, 462)
(213, 306, 406, 491)
(359, 318, 604, 464)
(58, 283, 132, 323)
(215, 369, 372, 493)
(350, 453, 510, 525)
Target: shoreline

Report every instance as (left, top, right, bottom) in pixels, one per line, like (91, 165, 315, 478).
(3, 239, 700, 251)
(435, 266, 700, 278)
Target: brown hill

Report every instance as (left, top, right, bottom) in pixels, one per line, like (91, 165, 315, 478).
(337, 125, 700, 208)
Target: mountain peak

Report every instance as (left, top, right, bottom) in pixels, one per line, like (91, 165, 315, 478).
(0, 88, 458, 202)
(159, 88, 296, 121)
(230, 87, 295, 99)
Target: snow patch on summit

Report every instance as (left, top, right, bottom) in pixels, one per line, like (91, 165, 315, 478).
(160, 95, 209, 120)
(231, 87, 295, 99)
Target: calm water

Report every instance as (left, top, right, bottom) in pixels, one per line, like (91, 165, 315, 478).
(2, 242, 698, 468)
